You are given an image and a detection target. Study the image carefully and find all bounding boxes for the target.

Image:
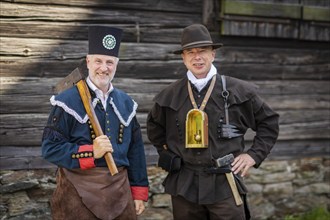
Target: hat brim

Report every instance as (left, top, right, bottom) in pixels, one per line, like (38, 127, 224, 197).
(173, 43, 223, 54)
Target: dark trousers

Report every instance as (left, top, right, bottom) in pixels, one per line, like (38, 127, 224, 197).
(172, 195, 246, 220)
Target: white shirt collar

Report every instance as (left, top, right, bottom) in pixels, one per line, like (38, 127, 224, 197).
(86, 77, 113, 110)
(187, 64, 217, 92)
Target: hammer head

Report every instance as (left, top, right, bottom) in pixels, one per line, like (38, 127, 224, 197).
(215, 153, 234, 168)
(54, 67, 87, 94)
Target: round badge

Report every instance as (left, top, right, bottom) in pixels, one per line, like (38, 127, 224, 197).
(102, 35, 116, 50)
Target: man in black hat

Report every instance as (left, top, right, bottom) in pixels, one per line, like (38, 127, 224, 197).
(42, 26, 149, 220)
(147, 24, 279, 219)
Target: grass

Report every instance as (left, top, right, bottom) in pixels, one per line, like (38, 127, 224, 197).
(284, 207, 330, 220)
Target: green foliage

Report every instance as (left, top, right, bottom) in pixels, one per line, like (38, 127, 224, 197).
(285, 207, 330, 220)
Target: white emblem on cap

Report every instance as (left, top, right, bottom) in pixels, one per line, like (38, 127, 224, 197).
(102, 35, 116, 50)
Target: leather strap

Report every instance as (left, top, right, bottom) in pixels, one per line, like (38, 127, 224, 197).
(221, 75, 230, 125)
(188, 75, 216, 111)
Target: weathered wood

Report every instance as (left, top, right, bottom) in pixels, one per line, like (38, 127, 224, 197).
(2, 58, 329, 80)
(268, 140, 330, 158)
(0, 2, 201, 25)
(0, 0, 329, 171)
(220, 0, 330, 41)
(303, 6, 330, 22)
(1, 77, 329, 113)
(221, 19, 330, 41)
(0, 77, 330, 114)
(1, 37, 329, 80)
(1, 109, 328, 133)
(3, 37, 330, 62)
(223, 0, 330, 22)
(0, 21, 184, 43)
(1, 77, 330, 96)
(1, 107, 329, 146)
(223, 0, 302, 19)
(1, 87, 329, 114)
(0, 0, 202, 13)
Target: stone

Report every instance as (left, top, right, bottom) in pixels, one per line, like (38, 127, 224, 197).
(138, 207, 173, 220)
(295, 183, 330, 194)
(152, 194, 172, 208)
(263, 182, 293, 196)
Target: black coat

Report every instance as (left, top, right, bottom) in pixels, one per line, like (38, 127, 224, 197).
(147, 74, 279, 204)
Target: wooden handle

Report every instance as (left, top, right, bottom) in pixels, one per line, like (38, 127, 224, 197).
(225, 172, 243, 206)
(76, 80, 118, 176)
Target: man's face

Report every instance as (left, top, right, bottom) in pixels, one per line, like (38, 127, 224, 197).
(86, 54, 119, 92)
(181, 46, 215, 79)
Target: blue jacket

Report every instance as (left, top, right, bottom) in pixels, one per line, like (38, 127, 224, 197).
(41, 85, 149, 198)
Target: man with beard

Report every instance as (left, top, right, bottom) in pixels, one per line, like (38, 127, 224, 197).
(42, 26, 149, 220)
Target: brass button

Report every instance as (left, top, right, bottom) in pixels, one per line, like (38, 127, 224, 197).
(72, 154, 76, 159)
(118, 138, 123, 143)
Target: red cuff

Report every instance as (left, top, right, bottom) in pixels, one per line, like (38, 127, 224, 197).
(78, 144, 95, 170)
(131, 186, 149, 201)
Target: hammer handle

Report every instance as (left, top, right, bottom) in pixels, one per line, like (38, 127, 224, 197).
(225, 172, 243, 206)
(76, 80, 118, 176)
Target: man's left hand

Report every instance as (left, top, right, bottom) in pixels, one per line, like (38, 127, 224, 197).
(134, 200, 145, 215)
(231, 153, 256, 177)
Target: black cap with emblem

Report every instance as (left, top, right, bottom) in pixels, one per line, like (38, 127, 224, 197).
(88, 26, 123, 57)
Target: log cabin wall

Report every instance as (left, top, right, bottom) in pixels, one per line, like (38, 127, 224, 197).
(0, 0, 329, 170)
(1, 1, 330, 219)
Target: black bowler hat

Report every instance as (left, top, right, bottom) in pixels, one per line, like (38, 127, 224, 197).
(173, 24, 223, 54)
(88, 26, 123, 57)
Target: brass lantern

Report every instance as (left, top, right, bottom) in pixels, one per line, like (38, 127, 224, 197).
(185, 109, 208, 148)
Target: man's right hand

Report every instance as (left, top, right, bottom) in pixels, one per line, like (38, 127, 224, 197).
(93, 135, 113, 159)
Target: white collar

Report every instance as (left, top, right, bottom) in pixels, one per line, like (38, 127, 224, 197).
(187, 64, 217, 92)
(86, 77, 113, 96)
(86, 77, 113, 110)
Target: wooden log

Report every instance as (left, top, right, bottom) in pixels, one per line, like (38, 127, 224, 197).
(268, 140, 330, 159)
(1, 60, 330, 81)
(1, 36, 329, 80)
(2, 37, 330, 63)
(1, 77, 329, 113)
(1, 108, 329, 146)
(0, 2, 200, 25)
(0, 75, 328, 98)
(0, 0, 202, 13)
(1, 86, 329, 114)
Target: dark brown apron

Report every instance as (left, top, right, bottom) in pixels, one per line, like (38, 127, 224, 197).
(51, 167, 136, 220)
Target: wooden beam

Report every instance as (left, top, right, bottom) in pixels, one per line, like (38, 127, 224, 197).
(222, 0, 301, 19)
(303, 6, 330, 22)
